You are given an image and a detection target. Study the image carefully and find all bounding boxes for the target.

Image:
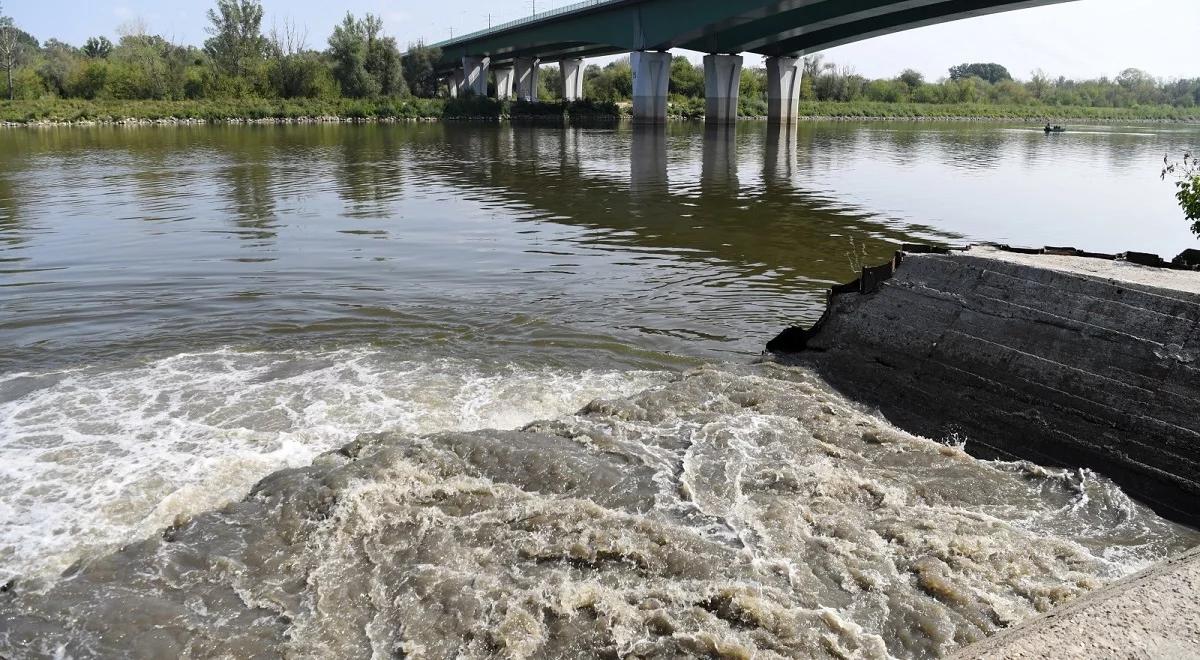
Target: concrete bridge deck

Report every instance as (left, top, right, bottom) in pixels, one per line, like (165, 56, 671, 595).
(418, 0, 1078, 122)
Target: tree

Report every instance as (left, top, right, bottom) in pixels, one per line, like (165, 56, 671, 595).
(1117, 68, 1153, 90)
(82, 36, 114, 59)
(1163, 153, 1200, 237)
(814, 64, 864, 102)
(328, 13, 376, 98)
(800, 54, 830, 101)
(107, 33, 193, 100)
(584, 58, 631, 102)
(1029, 68, 1050, 100)
(325, 12, 404, 98)
(897, 68, 924, 91)
(668, 56, 703, 98)
(266, 18, 332, 99)
(402, 43, 441, 97)
(204, 0, 268, 78)
(949, 62, 1011, 84)
(38, 39, 78, 96)
(0, 2, 22, 100)
(538, 63, 561, 100)
(361, 14, 405, 96)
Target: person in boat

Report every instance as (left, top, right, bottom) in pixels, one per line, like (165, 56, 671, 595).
(1045, 122, 1052, 133)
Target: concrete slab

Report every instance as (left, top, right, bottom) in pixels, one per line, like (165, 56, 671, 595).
(954, 546, 1200, 659)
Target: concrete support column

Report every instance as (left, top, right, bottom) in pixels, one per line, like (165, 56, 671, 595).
(461, 56, 490, 96)
(559, 58, 585, 101)
(494, 66, 515, 100)
(514, 57, 540, 102)
(703, 54, 743, 124)
(632, 51, 671, 124)
(451, 69, 466, 98)
(766, 56, 802, 124)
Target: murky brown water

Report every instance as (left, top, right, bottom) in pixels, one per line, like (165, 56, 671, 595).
(1, 122, 1197, 658)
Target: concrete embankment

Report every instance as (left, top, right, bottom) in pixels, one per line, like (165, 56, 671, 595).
(769, 244, 1200, 657)
(952, 545, 1200, 659)
(770, 245, 1200, 526)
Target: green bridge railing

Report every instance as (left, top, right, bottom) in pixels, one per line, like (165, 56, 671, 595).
(430, 0, 625, 49)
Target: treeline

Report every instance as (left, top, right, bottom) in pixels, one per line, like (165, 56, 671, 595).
(2, 0, 1198, 117)
(0, 0, 443, 102)
(582, 55, 1200, 114)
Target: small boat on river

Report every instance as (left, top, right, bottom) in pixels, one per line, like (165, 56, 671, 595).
(1044, 123, 1066, 134)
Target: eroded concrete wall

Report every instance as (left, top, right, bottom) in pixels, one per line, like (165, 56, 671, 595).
(772, 246, 1200, 525)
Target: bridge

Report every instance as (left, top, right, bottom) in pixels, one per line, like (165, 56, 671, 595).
(425, 0, 1076, 123)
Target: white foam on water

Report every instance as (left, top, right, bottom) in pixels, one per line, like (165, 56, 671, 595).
(0, 348, 668, 586)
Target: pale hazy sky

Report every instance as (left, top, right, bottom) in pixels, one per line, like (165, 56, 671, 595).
(7, 0, 1198, 81)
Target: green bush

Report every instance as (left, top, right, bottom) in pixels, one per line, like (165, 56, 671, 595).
(668, 95, 704, 120)
(738, 95, 767, 118)
(566, 99, 620, 119)
(66, 60, 109, 99)
(444, 96, 504, 119)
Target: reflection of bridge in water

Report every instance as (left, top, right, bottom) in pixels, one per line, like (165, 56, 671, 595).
(424, 0, 1078, 122)
(411, 122, 963, 317)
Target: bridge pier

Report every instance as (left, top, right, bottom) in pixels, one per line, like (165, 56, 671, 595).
(559, 58, 585, 101)
(766, 56, 802, 124)
(494, 66, 515, 100)
(632, 51, 671, 124)
(514, 57, 540, 102)
(461, 57, 490, 96)
(703, 54, 743, 124)
(449, 70, 465, 98)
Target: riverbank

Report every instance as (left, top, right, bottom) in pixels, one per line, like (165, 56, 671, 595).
(771, 244, 1200, 525)
(792, 100, 1200, 122)
(766, 244, 1200, 657)
(0, 98, 622, 126)
(3, 98, 1198, 126)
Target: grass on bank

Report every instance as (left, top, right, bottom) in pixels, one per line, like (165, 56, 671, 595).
(790, 101, 1200, 121)
(2, 98, 1198, 124)
(0, 97, 623, 123)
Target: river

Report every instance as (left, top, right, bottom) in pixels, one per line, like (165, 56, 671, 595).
(1, 121, 1197, 658)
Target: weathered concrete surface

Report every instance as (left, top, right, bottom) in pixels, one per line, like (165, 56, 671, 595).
(954, 546, 1200, 659)
(771, 245, 1200, 526)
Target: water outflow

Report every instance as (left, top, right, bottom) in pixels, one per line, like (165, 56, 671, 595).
(1, 363, 1195, 659)
(0, 348, 667, 587)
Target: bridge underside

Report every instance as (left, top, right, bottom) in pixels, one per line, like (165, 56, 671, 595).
(425, 0, 1076, 123)
(432, 0, 1073, 73)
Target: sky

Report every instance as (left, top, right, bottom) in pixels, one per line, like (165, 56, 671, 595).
(5, 0, 1198, 81)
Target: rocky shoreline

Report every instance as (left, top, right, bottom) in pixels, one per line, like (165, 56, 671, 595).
(0, 115, 444, 128)
(4, 114, 1196, 129)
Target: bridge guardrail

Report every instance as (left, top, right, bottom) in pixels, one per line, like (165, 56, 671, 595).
(429, 0, 623, 49)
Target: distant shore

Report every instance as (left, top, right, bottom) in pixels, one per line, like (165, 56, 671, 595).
(3, 98, 1198, 127)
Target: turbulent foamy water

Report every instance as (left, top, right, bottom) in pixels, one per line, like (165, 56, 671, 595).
(2, 362, 1195, 659)
(0, 348, 667, 586)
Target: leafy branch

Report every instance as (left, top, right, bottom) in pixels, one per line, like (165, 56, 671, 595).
(1162, 152, 1200, 237)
